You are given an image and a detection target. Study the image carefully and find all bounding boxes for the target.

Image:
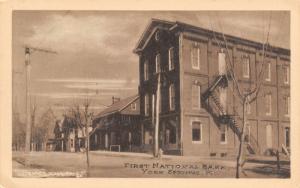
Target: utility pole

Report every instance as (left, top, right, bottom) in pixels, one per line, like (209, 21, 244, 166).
(154, 73, 161, 157)
(24, 46, 57, 153)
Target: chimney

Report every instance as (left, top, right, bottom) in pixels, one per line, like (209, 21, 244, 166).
(112, 96, 120, 104)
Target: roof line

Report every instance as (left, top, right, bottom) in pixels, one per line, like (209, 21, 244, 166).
(133, 19, 290, 55)
(119, 95, 139, 112)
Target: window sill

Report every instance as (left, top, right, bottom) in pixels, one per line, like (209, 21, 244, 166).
(192, 141, 203, 144)
(191, 66, 200, 70)
(220, 142, 227, 145)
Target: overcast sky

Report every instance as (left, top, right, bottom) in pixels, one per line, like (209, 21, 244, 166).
(12, 11, 290, 121)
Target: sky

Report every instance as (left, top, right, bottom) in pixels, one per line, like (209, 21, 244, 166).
(12, 11, 290, 122)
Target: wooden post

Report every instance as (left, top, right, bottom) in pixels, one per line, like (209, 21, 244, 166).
(276, 150, 281, 170)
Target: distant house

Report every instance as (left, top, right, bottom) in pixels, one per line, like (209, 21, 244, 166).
(47, 115, 89, 152)
(90, 95, 143, 152)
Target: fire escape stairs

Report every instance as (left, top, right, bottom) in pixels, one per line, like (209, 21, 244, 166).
(201, 75, 241, 138)
(201, 75, 260, 154)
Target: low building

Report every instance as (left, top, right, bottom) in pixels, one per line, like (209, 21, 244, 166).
(90, 95, 143, 152)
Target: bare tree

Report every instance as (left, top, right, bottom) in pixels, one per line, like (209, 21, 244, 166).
(208, 13, 273, 178)
(33, 107, 56, 151)
(12, 112, 26, 151)
(69, 98, 94, 172)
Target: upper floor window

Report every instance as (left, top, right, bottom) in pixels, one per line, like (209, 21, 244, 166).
(244, 122, 251, 144)
(284, 66, 290, 84)
(218, 49, 226, 75)
(192, 120, 202, 143)
(169, 84, 175, 111)
(155, 54, 161, 73)
(131, 102, 136, 111)
(265, 93, 272, 116)
(144, 60, 149, 81)
(144, 94, 149, 116)
(284, 96, 290, 116)
(192, 84, 201, 109)
(265, 62, 271, 81)
(242, 56, 250, 78)
(169, 47, 175, 70)
(220, 125, 227, 144)
(191, 43, 200, 70)
(246, 96, 251, 114)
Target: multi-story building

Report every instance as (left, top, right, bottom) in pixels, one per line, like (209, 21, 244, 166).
(133, 19, 290, 157)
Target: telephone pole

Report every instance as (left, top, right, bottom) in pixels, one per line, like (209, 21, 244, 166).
(24, 46, 57, 153)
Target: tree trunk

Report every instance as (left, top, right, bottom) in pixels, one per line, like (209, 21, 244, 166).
(236, 99, 247, 178)
(86, 126, 90, 167)
(152, 94, 155, 156)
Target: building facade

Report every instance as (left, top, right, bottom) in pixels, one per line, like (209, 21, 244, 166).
(91, 95, 143, 152)
(134, 19, 290, 157)
(47, 116, 88, 152)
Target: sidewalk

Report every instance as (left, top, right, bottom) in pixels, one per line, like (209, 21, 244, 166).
(12, 151, 290, 178)
(90, 150, 290, 169)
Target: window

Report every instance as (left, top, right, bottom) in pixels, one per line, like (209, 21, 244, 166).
(284, 66, 290, 84)
(266, 124, 272, 148)
(169, 84, 175, 111)
(192, 84, 201, 109)
(70, 139, 74, 148)
(169, 47, 175, 70)
(144, 60, 149, 81)
(144, 94, 149, 116)
(220, 125, 227, 144)
(246, 96, 251, 114)
(166, 127, 176, 145)
(242, 56, 250, 78)
(192, 121, 202, 143)
(244, 123, 250, 143)
(265, 62, 271, 81)
(155, 30, 160, 41)
(285, 127, 290, 148)
(265, 94, 272, 116)
(191, 43, 200, 70)
(155, 54, 161, 73)
(284, 96, 290, 116)
(131, 102, 136, 111)
(144, 131, 153, 144)
(94, 134, 98, 144)
(219, 88, 227, 114)
(218, 50, 226, 75)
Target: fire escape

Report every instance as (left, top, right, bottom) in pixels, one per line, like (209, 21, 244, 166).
(201, 58, 260, 155)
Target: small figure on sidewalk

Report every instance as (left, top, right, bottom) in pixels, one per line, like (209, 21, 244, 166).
(158, 148, 163, 160)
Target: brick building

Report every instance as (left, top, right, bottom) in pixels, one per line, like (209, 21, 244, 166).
(133, 19, 290, 157)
